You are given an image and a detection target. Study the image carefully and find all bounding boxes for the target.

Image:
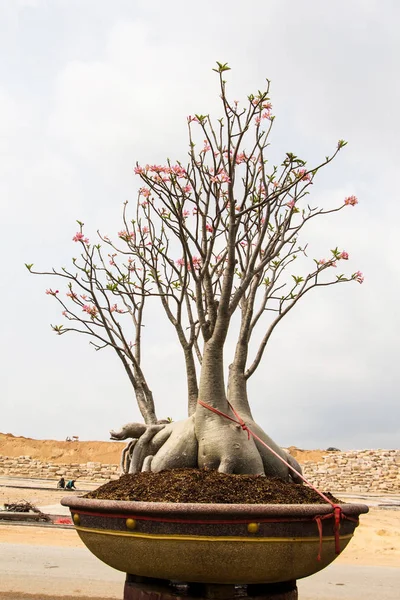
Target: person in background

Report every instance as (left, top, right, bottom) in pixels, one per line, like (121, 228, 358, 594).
(65, 479, 76, 490)
(57, 476, 65, 489)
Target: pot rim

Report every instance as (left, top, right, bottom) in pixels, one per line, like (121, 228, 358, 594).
(61, 495, 369, 519)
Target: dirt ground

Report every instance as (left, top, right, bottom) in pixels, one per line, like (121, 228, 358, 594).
(0, 433, 327, 465)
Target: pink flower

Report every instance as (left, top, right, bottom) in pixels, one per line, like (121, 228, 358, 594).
(205, 223, 213, 233)
(286, 200, 295, 209)
(297, 169, 311, 182)
(202, 141, 211, 153)
(142, 226, 149, 234)
(66, 291, 77, 299)
(182, 185, 192, 194)
(339, 251, 349, 260)
(110, 304, 124, 313)
(45, 289, 59, 295)
(318, 259, 326, 265)
(255, 115, 261, 125)
(191, 256, 202, 270)
(344, 195, 358, 206)
(176, 258, 185, 267)
(118, 230, 135, 241)
(187, 115, 200, 123)
(182, 210, 190, 218)
(72, 232, 89, 244)
(139, 187, 151, 198)
(170, 164, 186, 178)
(210, 169, 231, 184)
(82, 304, 98, 318)
(235, 152, 247, 164)
(262, 102, 272, 111)
(62, 310, 67, 316)
(134, 165, 144, 174)
(353, 271, 364, 284)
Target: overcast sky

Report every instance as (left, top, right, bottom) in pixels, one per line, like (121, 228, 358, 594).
(1, 0, 399, 450)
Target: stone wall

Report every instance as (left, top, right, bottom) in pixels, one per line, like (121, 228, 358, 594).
(302, 449, 400, 493)
(0, 449, 399, 492)
(0, 455, 119, 482)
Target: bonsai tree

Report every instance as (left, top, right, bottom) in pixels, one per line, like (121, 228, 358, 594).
(28, 63, 362, 481)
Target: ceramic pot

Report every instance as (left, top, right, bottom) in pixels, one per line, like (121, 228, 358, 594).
(61, 497, 368, 585)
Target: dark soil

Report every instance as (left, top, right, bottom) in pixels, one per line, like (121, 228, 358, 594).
(84, 468, 340, 504)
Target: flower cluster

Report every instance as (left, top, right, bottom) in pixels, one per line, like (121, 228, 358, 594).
(176, 256, 202, 270)
(82, 304, 98, 318)
(118, 230, 135, 242)
(46, 289, 59, 295)
(255, 110, 272, 125)
(110, 304, 124, 314)
(296, 169, 311, 182)
(135, 164, 187, 181)
(353, 271, 364, 284)
(210, 169, 231, 184)
(344, 195, 358, 206)
(73, 232, 89, 244)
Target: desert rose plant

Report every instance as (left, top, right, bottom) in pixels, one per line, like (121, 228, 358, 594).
(28, 63, 363, 480)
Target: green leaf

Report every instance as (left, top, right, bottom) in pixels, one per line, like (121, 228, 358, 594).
(213, 62, 231, 73)
(292, 275, 304, 284)
(25, 263, 33, 271)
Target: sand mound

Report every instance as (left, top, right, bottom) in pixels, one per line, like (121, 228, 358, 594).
(0, 433, 124, 465)
(0, 433, 328, 465)
(286, 446, 330, 463)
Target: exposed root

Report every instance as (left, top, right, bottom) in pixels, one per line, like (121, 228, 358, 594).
(112, 414, 302, 481)
(151, 415, 198, 471)
(120, 439, 137, 474)
(141, 455, 154, 471)
(129, 424, 171, 473)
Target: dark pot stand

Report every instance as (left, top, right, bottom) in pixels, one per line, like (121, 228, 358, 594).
(124, 575, 297, 600)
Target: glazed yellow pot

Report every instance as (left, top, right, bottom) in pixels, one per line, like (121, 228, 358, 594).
(61, 497, 368, 584)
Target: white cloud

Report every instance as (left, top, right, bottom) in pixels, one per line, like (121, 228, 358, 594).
(1, 0, 399, 449)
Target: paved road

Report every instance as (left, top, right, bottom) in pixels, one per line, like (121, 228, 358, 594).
(1, 542, 399, 600)
(298, 564, 400, 599)
(0, 543, 124, 599)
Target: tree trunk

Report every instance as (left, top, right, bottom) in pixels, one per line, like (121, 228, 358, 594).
(227, 364, 302, 481)
(195, 341, 264, 474)
(184, 347, 198, 417)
